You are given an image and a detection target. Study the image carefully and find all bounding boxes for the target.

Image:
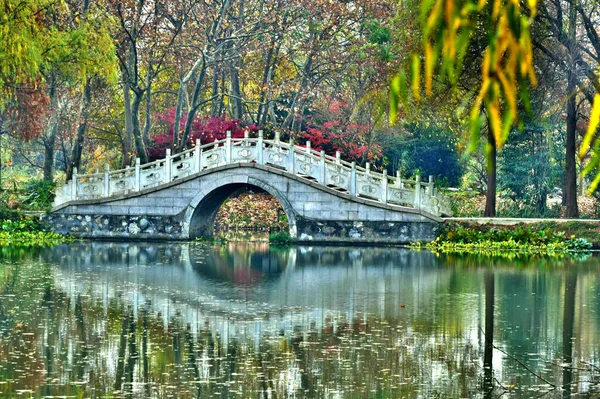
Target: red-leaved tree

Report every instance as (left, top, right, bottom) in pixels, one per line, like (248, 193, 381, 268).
(149, 109, 259, 160)
(302, 121, 382, 165)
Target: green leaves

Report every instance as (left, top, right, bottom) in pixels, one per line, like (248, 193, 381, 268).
(389, 72, 407, 124)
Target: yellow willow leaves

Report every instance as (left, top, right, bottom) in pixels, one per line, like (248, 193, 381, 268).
(391, 0, 538, 151)
(579, 92, 600, 192)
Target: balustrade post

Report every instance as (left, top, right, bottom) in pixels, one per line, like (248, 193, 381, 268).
(134, 158, 141, 191)
(414, 175, 422, 209)
(381, 170, 388, 204)
(125, 165, 131, 190)
(194, 139, 201, 172)
(335, 151, 341, 164)
(72, 167, 78, 200)
(275, 131, 280, 142)
(366, 162, 370, 174)
(165, 148, 172, 183)
(428, 175, 435, 195)
(350, 162, 357, 196)
(226, 131, 232, 164)
(306, 140, 311, 154)
(104, 165, 110, 197)
(396, 171, 403, 188)
(257, 130, 264, 164)
(288, 137, 295, 173)
(319, 150, 326, 183)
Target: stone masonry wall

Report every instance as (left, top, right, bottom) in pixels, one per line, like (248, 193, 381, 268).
(44, 213, 186, 240)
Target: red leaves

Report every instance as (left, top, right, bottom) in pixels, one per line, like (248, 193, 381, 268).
(5, 88, 49, 142)
(302, 120, 382, 165)
(149, 109, 260, 161)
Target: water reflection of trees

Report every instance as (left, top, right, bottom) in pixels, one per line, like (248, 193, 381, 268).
(1, 245, 600, 397)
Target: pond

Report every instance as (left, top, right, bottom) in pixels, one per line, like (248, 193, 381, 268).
(0, 242, 599, 398)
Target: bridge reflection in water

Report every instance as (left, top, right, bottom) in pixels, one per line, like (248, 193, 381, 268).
(1, 243, 599, 398)
(41, 242, 443, 340)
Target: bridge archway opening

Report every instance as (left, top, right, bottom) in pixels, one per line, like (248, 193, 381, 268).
(188, 183, 294, 240)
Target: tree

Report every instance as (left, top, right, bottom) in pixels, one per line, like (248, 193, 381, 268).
(1, 0, 116, 182)
(0, 0, 115, 141)
(384, 123, 463, 186)
(110, 0, 187, 164)
(407, 0, 600, 208)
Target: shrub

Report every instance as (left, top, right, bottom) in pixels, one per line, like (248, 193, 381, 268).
(21, 179, 56, 210)
(269, 231, 293, 246)
(0, 206, 23, 221)
(565, 237, 593, 251)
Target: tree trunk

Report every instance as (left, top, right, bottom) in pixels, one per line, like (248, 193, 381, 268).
(211, 65, 220, 116)
(142, 74, 152, 145)
(66, 80, 93, 182)
(122, 75, 133, 167)
(565, 86, 579, 216)
(484, 132, 497, 217)
(43, 78, 59, 182)
(178, 61, 208, 151)
(131, 92, 148, 164)
(229, 61, 243, 120)
(281, 36, 316, 130)
(564, 80, 578, 217)
(218, 70, 225, 116)
(257, 42, 275, 125)
(564, 0, 579, 217)
(173, 80, 186, 147)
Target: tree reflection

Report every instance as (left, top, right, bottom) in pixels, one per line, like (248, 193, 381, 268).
(1, 244, 599, 398)
(483, 271, 495, 398)
(562, 273, 576, 398)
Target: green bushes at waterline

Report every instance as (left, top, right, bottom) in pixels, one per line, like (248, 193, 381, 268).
(0, 219, 71, 246)
(418, 223, 593, 254)
(269, 231, 293, 245)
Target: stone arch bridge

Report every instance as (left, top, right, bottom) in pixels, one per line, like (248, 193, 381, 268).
(49, 132, 451, 243)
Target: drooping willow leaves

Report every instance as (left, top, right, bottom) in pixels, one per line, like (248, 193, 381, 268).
(391, 0, 538, 152)
(579, 93, 600, 192)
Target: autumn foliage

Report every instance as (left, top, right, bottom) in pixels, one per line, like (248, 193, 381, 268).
(5, 88, 49, 141)
(302, 121, 383, 165)
(150, 110, 257, 160)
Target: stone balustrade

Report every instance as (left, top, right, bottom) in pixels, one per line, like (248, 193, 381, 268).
(55, 131, 452, 217)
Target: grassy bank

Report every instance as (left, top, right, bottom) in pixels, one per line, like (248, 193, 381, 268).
(417, 221, 595, 255)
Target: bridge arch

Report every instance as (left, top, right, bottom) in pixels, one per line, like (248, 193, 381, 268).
(182, 176, 298, 239)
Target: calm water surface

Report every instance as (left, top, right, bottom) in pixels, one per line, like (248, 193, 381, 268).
(0, 242, 599, 398)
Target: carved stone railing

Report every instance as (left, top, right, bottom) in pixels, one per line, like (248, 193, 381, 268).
(54, 131, 452, 217)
